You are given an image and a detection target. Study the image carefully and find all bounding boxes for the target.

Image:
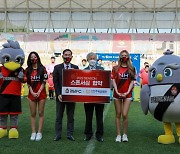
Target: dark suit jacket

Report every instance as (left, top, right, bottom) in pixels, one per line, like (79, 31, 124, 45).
(84, 65, 104, 71)
(53, 63, 79, 100)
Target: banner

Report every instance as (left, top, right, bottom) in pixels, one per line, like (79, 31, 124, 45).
(112, 34, 131, 52)
(62, 69, 111, 103)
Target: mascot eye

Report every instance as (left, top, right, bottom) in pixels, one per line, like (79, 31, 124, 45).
(150, 69, 156, 78)
(4, 56, 10, 62)
(164, 68, 173, 77)
(15, 57, 22, 64)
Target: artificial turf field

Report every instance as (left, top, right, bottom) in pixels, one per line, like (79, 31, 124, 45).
(1, 86, 180, 154)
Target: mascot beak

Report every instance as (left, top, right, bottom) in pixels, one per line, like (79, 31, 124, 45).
(4, 61, 21, 71)
(156, 73, 163, 82)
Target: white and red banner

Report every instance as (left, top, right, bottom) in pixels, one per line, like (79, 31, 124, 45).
(62, 69, 111, 103)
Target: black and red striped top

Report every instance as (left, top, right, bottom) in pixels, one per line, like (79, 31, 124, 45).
(0, 66, 22, 96)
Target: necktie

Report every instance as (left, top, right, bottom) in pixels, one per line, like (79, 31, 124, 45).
(66, 65, 69, 69)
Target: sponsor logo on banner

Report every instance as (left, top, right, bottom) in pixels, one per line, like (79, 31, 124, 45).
(62, 87, 110, 96)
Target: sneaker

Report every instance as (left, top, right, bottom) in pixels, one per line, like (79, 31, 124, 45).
(122, 134, 128, 142)
(115, 135, 121, 142)
(36, 132, 42, 141)
(30, 133, 36, 141)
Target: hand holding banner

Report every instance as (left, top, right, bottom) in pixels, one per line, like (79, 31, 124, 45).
(62, 69, 111, 103)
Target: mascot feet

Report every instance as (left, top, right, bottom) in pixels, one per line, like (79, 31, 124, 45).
(158, 135, 175, 144)
(0, 128, 8, 138)
(9, 128, 19, 139)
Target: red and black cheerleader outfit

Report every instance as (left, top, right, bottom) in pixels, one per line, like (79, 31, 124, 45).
(111, 66, 135, 99)
(24, 67, 47, 101)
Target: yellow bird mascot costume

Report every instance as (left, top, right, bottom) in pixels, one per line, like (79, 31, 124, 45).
(0, 40, 25, 139)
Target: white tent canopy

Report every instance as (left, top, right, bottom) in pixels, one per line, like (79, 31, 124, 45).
(0, 0, 179, 33)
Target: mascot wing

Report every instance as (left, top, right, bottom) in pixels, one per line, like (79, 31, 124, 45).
(140, 85, 150, 115)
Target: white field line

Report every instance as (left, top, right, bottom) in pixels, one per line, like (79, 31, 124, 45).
(83, 103, 112, 154)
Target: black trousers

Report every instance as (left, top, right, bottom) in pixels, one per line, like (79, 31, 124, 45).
(55, 101, 75, 137)
(49, 90, 54, 98)
(84, 103, 104, 138)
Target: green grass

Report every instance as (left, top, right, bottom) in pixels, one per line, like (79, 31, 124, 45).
(1, 86, 180, 154)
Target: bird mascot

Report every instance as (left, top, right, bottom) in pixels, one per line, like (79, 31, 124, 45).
(140, 49, 180, 144)
(0, 40, 25, 139)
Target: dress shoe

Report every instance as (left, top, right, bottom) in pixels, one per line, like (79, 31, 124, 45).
(67, 135, 75, 141)
(84, 136, 92, 141)
(96, 137, 104, 142)
(53, 136, 61, 141)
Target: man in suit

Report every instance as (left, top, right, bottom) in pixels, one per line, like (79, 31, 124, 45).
(53, 49, 79, 141)
(84, 52, 104, 142)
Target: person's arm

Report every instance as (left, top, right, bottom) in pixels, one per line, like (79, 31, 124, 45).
(111, 67, 117, 93)
(112, 79, 122, 97)
(112, 79, 118, 94)
(53, 65, 62, 102)
(36, 83, 45, 97)
(123, 81, 134, 96)
(25, 68, 36, 98)
(28, 84, 37, 98)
